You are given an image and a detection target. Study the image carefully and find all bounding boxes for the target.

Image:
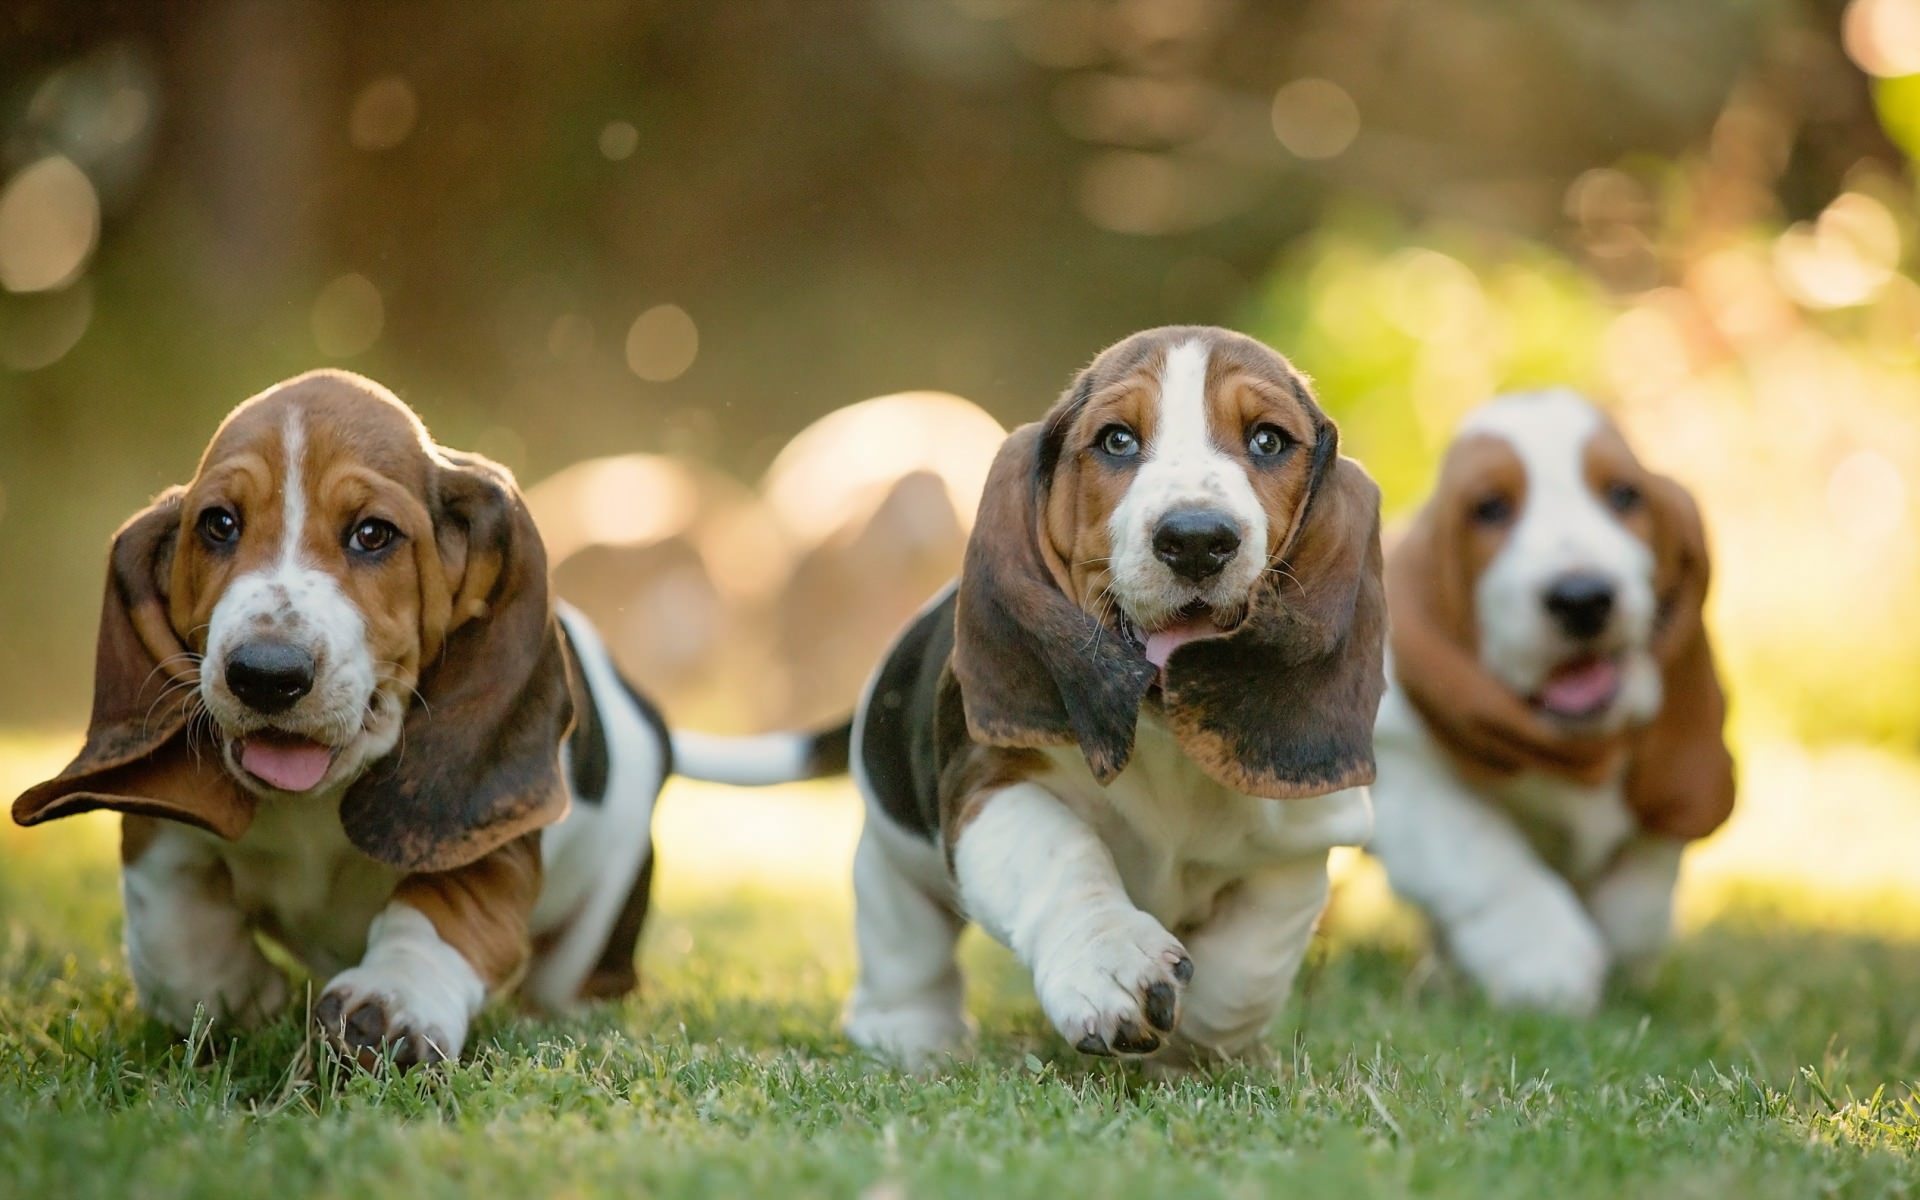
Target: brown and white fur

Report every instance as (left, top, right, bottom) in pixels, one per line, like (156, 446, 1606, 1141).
(1370, 390, 1735, 1015)
(13, 370, 687, 1066)
(719, 327, 1388, 1068)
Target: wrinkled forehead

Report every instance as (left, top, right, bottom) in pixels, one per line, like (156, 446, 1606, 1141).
(195, 371, 438, 492)
(1449, 389, 1643, 496)
(1054, 326, 1323, 437)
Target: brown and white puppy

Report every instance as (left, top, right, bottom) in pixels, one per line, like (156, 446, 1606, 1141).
(13, 370, 672, 1065)
(1370, 390, 1735, 1015)
(748, 326, 1386, 1067)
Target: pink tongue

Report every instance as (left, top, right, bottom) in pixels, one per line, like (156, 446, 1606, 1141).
(1144, 619, 1217, 670)
(1537, 658, 1621, 717)
(239, 737, 334, 792)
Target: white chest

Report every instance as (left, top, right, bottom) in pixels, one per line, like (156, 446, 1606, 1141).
(1037, 719, 1371, 932)
(200, 795, 402, 978)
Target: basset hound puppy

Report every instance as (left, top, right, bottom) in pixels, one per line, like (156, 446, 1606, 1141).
(1369, 390, 1735, 1015)
(12, 370, 674, 1065)
(746, 326, 1387, 1067)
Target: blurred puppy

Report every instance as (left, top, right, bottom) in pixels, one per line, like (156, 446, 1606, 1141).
(699, 327, 1387, 1067)
(14, 371, 671, 1065)
(1370, 390, 1735, 1014)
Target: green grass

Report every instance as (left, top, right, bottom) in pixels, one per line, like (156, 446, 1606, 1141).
(5, 738, 1920, 1198)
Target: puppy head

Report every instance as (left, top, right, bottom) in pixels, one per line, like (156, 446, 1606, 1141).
(953, 326, 1386, 796)
(16, 370, 573, 871)
(1389, 389, 1734, 836)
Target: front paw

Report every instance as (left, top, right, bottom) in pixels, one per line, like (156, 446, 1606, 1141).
(315, 971, 466, 1069)
(1034, 912, 1192, 1057)
(1447, 898, 1608, 1016)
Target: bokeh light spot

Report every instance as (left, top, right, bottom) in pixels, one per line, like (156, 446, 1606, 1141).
(599, 121, 640, 161)
(1828, 449, 1909, 545)
(1270, 78, 1360, 160)
(311, 273, 384, 357)
(1774, 192, 1901, 309)
(625, 304, 699, 382)
(1844, 0, 1920, 77)
(349, 76, 418, 151)
(0, 157, 100, 294)
(0, 283, 91, 371)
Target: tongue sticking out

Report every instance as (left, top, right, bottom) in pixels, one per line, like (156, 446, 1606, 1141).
(1535, 657, 1622, 720)
(239, 735, 334, 793)
(1144, 615, 1224, 670)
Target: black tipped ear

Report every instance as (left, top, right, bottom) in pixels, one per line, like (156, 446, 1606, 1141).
(13, 491, 254, 838)
(1163, 454, 1387, 799)
(951, 423, 1155, 783)
(341, 451, 574, 872)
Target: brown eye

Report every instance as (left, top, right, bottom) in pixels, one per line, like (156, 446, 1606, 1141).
(347, 518, 401, 556)
(1098, 425, 1140, 458)
(1471, 494, 1515, 527)
(1606, 481, 1643, 515)
(1247, 425, 1292, 458)
(197, 507, 241, 547)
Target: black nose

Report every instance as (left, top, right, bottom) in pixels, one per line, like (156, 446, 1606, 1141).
(1543, 572, 1616, 640)
(1152, 509, 1243, 583)
(225, 642, 316, 714)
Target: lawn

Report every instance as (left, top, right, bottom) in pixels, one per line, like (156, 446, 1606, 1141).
(4, 729, 1920, 1199)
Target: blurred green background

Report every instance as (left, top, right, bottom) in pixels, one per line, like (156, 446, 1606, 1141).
(2, 0, 1918, 752)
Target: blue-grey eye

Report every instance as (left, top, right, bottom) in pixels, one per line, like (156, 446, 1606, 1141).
(1248, 425, 1291, 457)
(1605, 481, 1643, 515)
(1098, 425, 1140, 458)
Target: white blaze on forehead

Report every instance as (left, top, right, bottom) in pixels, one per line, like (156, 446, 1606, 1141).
(1461, 389, 1659, 702)
(1104, 335, 1271, 629)
(278, 408, 308, 569)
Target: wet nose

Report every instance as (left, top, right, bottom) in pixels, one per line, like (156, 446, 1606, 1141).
(1542, 572, 1616, 640)
(1152, 509, 1243, 583)
(225, 641, 316, 714)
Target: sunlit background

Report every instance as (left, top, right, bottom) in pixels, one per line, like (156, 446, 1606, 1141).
(6, 1, 1920, 925)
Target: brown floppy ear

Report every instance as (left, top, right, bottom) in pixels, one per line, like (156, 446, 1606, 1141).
(1625, 475, 1734, 840)
(1162, 427, 1387, 798)
(952, 422, 1156, 783)
(12, 491, 254, 838)
(341, 451, 575, 872)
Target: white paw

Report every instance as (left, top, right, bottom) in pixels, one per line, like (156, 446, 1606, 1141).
(1448, 899, 1609, 1017)
(315, 966, 472, 1069)
(136, 951, 289, 1032)
(1033, 912, 1192, 1057)
(843, 1002, 974, 1072)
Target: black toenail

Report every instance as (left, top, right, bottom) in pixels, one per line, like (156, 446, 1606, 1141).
(1076, 1032, 1113, 1057)
(1110, 1021, 1160, 1055)
(1144, 981, 1178, 1031)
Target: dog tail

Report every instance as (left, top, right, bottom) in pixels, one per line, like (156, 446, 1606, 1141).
(670, 721, 853, 787)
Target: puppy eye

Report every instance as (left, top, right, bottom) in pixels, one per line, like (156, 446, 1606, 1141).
(347, 518, 402, 556)
(197, 507, 241, 547)
(1470, 494, 1515, 527)
(1247, 425, 1292, 458)
(1605, 481, 1643, 514)
(1097, 425, 1140, 458)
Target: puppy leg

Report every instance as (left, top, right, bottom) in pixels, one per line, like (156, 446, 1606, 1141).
(1585, 835, 1685, 985)
(1371, 771, 1607, 1016)
(317, 836, 539, 1068)
(954, 783, 1191, 1058)
(121, 817, 288, 1030)
(843, 821, 972, 1069)
(1172, 856, 1331, 1060)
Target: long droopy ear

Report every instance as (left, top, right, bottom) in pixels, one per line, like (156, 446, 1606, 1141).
(952, 423, 1156, 783)
(1162, 432, 1388, 798)
(13, 490, 254, 838)
(1625, 475, 1734, 840)
(341, 451, 575, 872)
